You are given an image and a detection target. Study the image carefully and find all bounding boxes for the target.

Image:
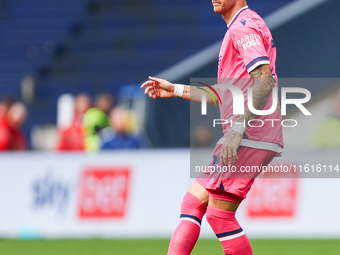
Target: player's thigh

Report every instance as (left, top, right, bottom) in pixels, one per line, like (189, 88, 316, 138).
(188, 181, 209, 206)
(208, 196, 240, 212)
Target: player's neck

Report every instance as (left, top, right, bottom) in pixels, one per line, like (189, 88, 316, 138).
(222, 3, 247, 26)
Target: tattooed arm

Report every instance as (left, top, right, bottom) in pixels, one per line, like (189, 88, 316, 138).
(220, 64, 275, 166)
(140, 76, 218, 104)
(236, 64, 275, 126)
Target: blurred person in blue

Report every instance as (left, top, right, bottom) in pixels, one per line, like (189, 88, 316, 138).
(191, 126, 214, 148)
(83, 93, 113, 151)
(101, 107, 141, 150)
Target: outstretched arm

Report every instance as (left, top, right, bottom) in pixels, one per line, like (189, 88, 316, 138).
(140, 76, 217, 104)
(220, 64, 275, 166)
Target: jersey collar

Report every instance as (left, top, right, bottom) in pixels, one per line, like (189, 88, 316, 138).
(227, 5, 249, 28)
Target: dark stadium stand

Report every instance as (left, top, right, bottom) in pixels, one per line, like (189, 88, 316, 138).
(144, 0, 340, 147)
(0, 0, 312, 148)
(0, 0, 86, 93)
(0, 0, 87, 141)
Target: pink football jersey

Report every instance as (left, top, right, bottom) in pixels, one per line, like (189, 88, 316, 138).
(217, 6, 284, 148)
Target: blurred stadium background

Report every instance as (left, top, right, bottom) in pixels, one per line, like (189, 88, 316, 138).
(1, 0, 340, 254)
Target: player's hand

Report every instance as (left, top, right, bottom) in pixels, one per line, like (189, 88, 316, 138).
(140, 76, 175, 99)
(220, 130, 242, 166)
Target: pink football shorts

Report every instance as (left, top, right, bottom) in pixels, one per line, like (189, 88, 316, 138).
(196, 145, 276, 203)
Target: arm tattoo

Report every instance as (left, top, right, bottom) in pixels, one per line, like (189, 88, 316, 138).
(237, 64, 275, 126)
(226, 131, 237, 143)
(249, 67, 263, 78)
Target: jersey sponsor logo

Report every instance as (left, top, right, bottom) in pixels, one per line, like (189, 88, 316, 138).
(237, 34, 261, 50)
(239, 19, 247, 26)
(77, 167, 130, 219)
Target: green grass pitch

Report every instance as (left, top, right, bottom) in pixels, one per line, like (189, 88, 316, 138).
(0, 239, 340, 255)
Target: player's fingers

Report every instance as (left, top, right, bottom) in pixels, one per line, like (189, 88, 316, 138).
(141, 80, 153, 89)
(228, 147, 235, 166)
(151, 90, 159, 99)
(149, 76, 163, 83)
(145, 88, 153, 95)
(219, 146, 224, 166)
(148, 88, 154, 94)
(148, 89, 156, 98)
(151, 89, 158, 99)
(144, 85, 153, 95)
(143, 84, 153, 94)
(233, 148, 239, 162)
(220, 146, 227, 166)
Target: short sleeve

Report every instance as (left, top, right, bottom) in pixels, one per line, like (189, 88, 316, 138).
(232, 24, 270, 73)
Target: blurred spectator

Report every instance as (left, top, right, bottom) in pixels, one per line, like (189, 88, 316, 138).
(0, 102, 28, 151)
(313, 92, 340, 148)
(83, 93, 113, 151)
(0, 96, 14, 122)
(101, 107, 141, 150)
(56, 93, 91, 151)
(191, 126, 214, 148)
(94, 93, 113, 115)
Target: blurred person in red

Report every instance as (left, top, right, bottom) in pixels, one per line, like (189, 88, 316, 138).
(56, 93, 91, 151)
(0, 96, 14, 124)
(0, 102, 28, 151)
